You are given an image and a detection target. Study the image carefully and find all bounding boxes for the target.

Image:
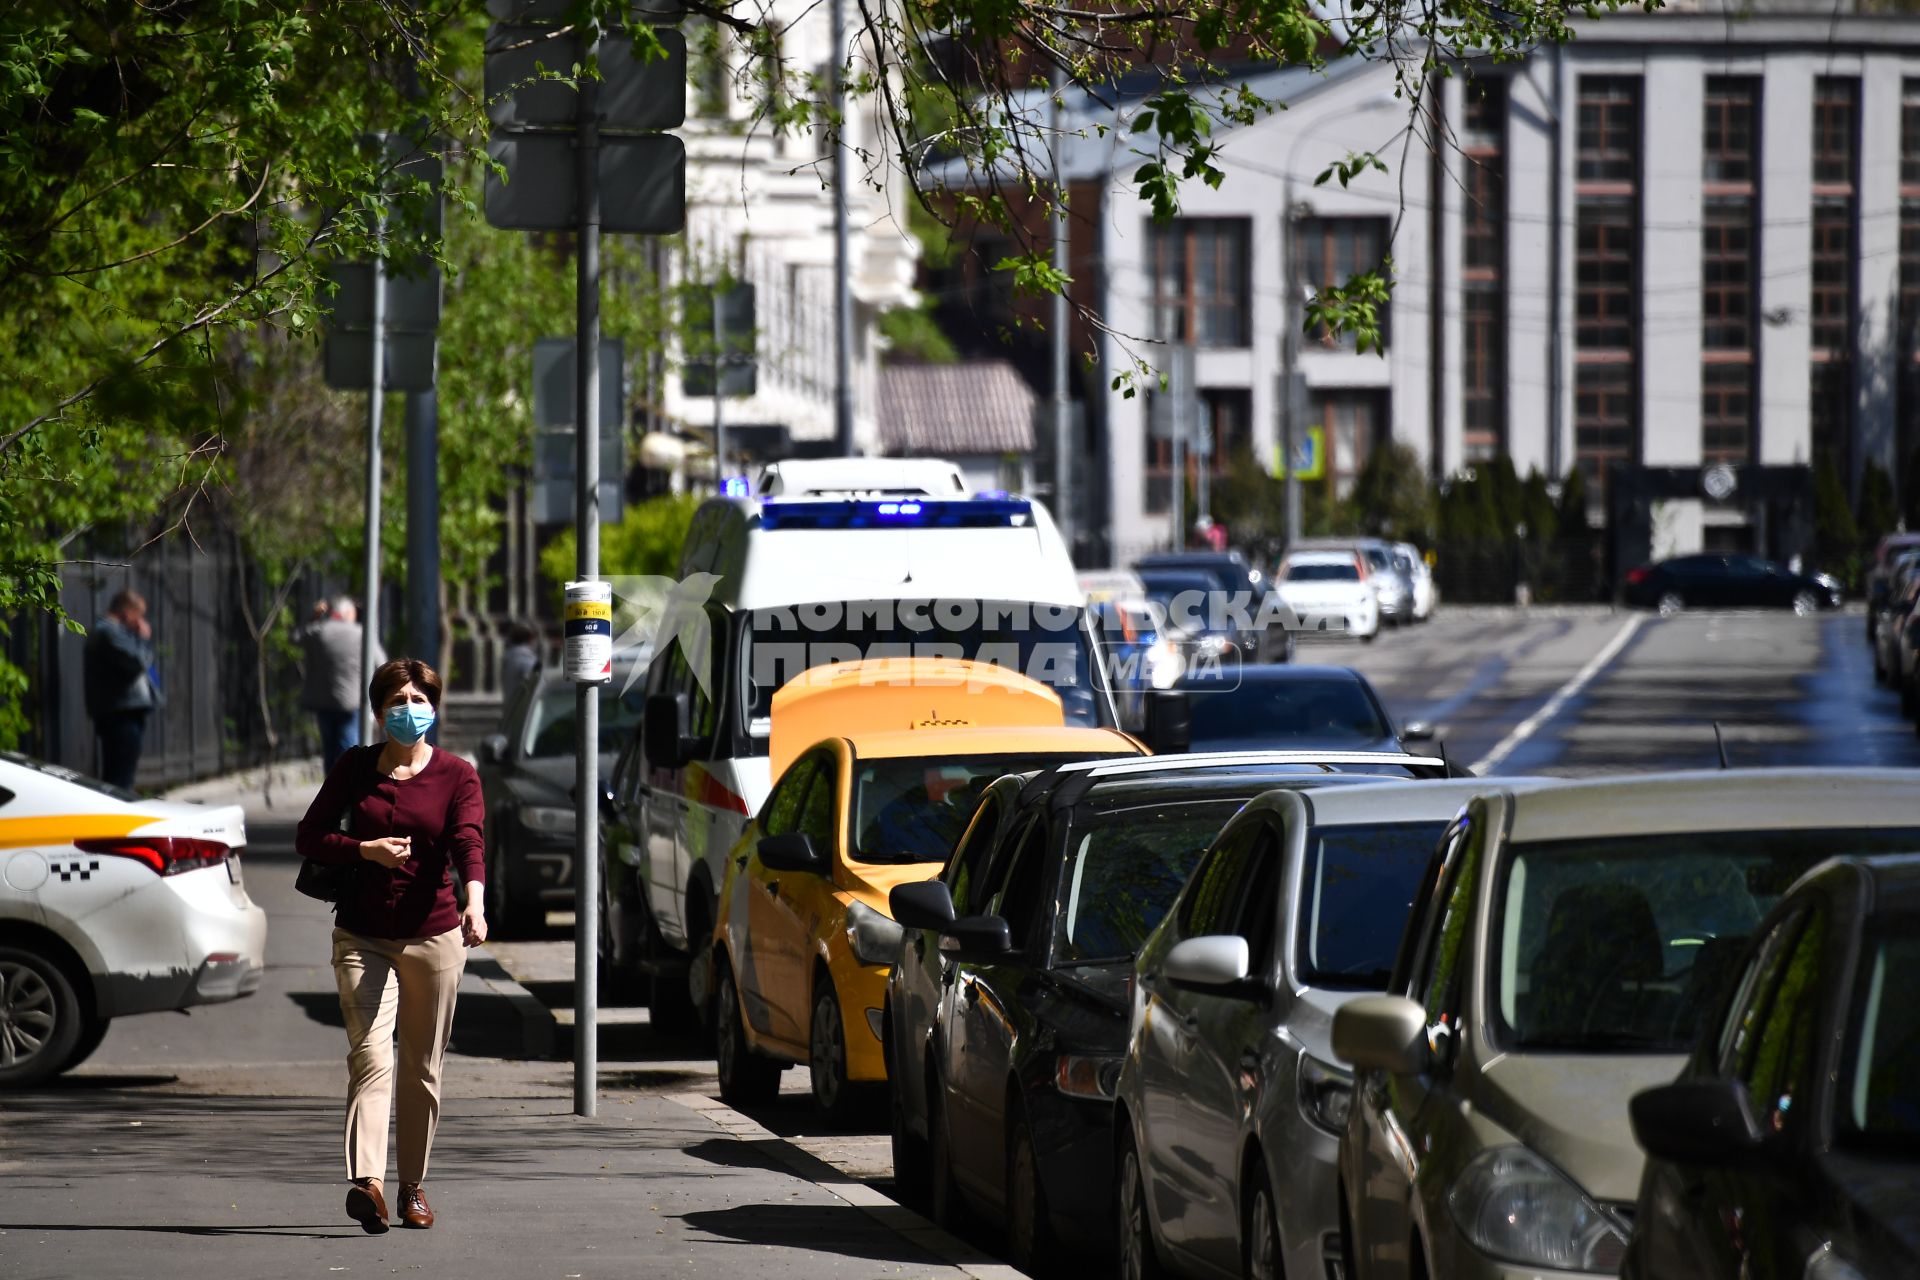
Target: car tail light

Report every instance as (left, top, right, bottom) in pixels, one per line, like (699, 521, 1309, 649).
(1626, 567, 1650, 586)
(75, 836, 230, 876)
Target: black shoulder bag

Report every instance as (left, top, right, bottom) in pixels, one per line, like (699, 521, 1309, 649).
(295, 804, 360, 904)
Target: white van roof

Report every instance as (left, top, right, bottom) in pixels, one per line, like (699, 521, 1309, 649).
(679, 488, 1082, 611)
(754, 457, 969, 498)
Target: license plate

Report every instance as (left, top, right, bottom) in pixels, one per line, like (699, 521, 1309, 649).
(226, 851, 244, 886)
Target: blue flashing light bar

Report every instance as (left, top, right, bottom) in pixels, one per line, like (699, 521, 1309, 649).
(759, 497, 1034, 531)
(721, 474, 752, 498)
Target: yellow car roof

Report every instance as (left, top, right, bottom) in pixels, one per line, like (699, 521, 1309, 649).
(769, 657, 1069, 778)
(846, 724, 1144, 761)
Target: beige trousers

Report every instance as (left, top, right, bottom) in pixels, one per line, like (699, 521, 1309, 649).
(331, 926, 466, 1184)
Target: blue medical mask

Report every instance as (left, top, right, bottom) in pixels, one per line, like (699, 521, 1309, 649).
(384, 703, 436, 745)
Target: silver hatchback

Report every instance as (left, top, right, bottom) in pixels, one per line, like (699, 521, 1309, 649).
(1114, 778, 1505, 1280)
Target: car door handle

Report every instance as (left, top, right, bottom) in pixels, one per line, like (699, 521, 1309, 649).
(735, 854, 748, 869)
(962, 981, 980, 1004)
(765, 880, 780, 899)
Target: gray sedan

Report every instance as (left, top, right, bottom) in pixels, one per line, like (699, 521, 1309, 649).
(1114, 778, 1505, 1280)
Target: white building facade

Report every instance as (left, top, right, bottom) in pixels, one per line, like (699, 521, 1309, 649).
(1083, 12, 1920, 565)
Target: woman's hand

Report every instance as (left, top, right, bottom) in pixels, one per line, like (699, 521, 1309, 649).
(358, 836, 412, 868)
(460, 892, 488, 948)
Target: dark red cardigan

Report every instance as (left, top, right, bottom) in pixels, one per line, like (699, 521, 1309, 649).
(296, 744, 486, 941)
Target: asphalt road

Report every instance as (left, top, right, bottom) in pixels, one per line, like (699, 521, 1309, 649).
(6, 604, 1916, 1279)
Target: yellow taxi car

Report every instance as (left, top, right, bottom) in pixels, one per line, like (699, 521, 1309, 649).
(712, 658, 1143, 1121)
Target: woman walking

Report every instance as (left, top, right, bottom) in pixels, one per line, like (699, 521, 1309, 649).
(296, 657, 487, 1234)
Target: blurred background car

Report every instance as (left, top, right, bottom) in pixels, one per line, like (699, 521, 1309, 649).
(1623, 852, 1920, 1280)
(1392, 540, 1439, 621)
(0, 751, 266, 1088)
(1621, 554, 1842, 615)
(1140, 664, 1436, 760)
(1277, 550, 1380, 641)
(1870, 557, 1920, 687)
(1133, 550, 1293, 663)
(1865, 532, 1920, 643)
(477, 648, 649, 937)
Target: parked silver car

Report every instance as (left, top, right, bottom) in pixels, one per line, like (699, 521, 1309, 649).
(1113, 778, 1508, 1280)
(1332, 770, 1920, 1280)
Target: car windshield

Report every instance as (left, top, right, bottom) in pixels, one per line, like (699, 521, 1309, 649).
(1842, 922, 1920, 1152)
(1054, 800, 1247, 965)
(744, 598, 1104, 729)
(1286, 562, 1359, 583)
(1, 750, 136, 803)
(1300, 821, 1451, 988)
(1492, 828, 1920, 1053)
(1186, 678, 1388, 747)
(524, 681, 645, 758)
(851, 753, 1116, 865)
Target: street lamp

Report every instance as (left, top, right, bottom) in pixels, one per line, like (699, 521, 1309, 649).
(1277, 92, 1400, 549)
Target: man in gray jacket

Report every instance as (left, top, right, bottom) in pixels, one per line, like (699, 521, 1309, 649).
(300, 597, 384, 773)
(83, 589, 158, 789)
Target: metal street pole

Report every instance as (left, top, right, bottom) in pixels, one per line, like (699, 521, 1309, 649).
(1281, 176, 1302, 550)
(405, 388, 440, 740)
(360, 218, 387, 748)
(1049, 63, 1073, 557)
(573, 43, 602, 1120)
(1171, 365, 1186, 550)
(831, 0, 854, 454)
(712, 284, 727, 487)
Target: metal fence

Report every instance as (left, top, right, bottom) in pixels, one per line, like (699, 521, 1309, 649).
(1432, 534, 1606, 604)
(5, 538, 324, 790)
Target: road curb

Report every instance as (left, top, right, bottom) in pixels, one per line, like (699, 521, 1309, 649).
(668, 1091, 1027, 1280)
(467, 948, 557, 1061)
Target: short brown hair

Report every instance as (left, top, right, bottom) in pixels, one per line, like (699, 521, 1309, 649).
(368, 657, 443, 711)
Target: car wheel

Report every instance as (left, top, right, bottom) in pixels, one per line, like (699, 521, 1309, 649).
(809, 979, 880, 1127)
(0, 947, 83, 1089)
(1657, 591, 1684, 617)
(1903, 681, 1917, 719)
(1006, 1106, 1056, 1273)
(714, 957, 781, 1108)
(888, 1011, 930, 1210)
(1245, 1169, 1283, 1280)
(1874, 645, 1887, 683)
(927, 1067, 968, 1231)
(1116, 1131, 1166, 1280)
(487, 841, 543, 939)
(1792, 590, 1818, 616)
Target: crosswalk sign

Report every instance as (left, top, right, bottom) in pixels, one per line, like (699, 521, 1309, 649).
(1271, 426, 1325, 481)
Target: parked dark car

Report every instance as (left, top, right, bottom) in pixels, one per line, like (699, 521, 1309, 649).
(1624, 853, 1920, 1280)
(1140, 663, 1441, 764)
(1621, 554, 1842, 615)
(884, 754, 1390, 1268)
(1133, 551, 1294, 663)
(476, 655, 647, 937)
(1865, 533, 1920, 643)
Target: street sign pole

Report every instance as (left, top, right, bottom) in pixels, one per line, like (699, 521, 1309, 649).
(360, 224, 387, 748)
(1171, 350, 1186, 550)
(1281, 181, 1302, 551)
(831, 0, 854, 454)
(712, 285, 726, 485)
(1049, 62, 1073, 557)
(406, 388, 441, 740)
(573, 45, 601, 1121)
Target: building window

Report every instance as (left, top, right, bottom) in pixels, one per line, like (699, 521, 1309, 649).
(1315, 390, 1388, 496)
(1143, 387, 1251, 513)
(1811, 362, 1853, 476)
(1903, 79, 1920, 189)
(1575, 363, 1634, 484)
(1811, 201, 1853, 357)
(1576, 200, 1635, 352)
(1702, 200, 1754, 352)
(1149, 219, 1250, 348)
(1298, 217, 1391, 350)
(1704, 78, 1758, 186)
(1576, 77, 1639, 185)
(1813, 78, 1857, 190)
(1463, 289, 1502, 461)
(1464, 155, 1503, 274)
(1702, 362, 1752, 464)
(1463, 77, 1504, 147)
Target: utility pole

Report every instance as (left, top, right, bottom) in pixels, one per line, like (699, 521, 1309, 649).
(1171, 363, 1186, 550)
(359, 226, 386, 749)
(571, 43, 602, 1120)
(712, 284, 727, 486)
(1050, 63, 1073, 556)
(1281, 178, 1302, 549)
(831, 0, 854, 454)
(405, 389, 440, 713)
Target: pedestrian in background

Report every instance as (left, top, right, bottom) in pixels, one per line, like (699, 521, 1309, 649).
(498, 621, 540, 711)
(300, 596, 384, 773)
(83, 589, 158, 789)
(295, 657, 487, 1234)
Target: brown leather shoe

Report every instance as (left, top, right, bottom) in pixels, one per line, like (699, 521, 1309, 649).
(398, 1182, 434, 1229)
(345, 1179, 389, 1234)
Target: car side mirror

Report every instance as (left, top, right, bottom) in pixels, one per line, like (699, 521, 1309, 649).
(1630, 1078, 1768, 1168)
(890, 881, 957, 931)
(1332, 994, 1432, 1077)
(1401, 720, 1435, 743)
(644, 692, 692, 769)
(1142, 690, 1191, 754)
(1164, 934, 1252, 989)
(757, 832, 826, 875)
(480, 733, 509, 766)
(938, 915, 1011, 963)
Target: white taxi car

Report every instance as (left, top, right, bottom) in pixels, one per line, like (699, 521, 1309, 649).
(1278, 550, 1381, 641)
(0, 751, 266, 1087)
